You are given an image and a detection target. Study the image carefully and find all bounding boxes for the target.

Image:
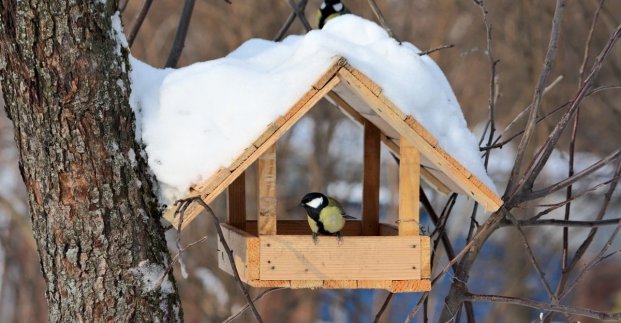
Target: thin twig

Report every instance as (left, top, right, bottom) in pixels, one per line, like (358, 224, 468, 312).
(176, 197, 264, 323)
(520, 148, 621, 203)
(525, 176, 619, 222)
(515, 24, 621, 200)
(373, 292, 393, 323)
(486, 75, 563, 149)
(506, 213, 555, 299)
(287, 0, 312, 32)
(223, 288, 284, 323)
(418, 44, 454, 56)
(578, 0, 605, 84)
(556, 157, 621, 300)
(505, 0, 567, 197)
(164, 0, 196, 68)
(405, 292, 429, 322)
(464, 293, 621, 320)
(127, 0, 153, 47)
(367, 0, 399, 41)
(558, 2, 606, 304)
(509, 218, 621, 228)
(274, 0, 308, 41)
(481, 97, 566, 152)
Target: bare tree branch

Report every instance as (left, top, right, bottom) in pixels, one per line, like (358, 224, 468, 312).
(507, 213, 555, 299)
(554, 2, 608, 312)
(127, 0, 153, 47)
(372, 292, 393, 323)
(515, 24, 621, 199)
(165, 0, 196, 68)
(520, 148, 621, 203)
(578, 0, 605, 84)
(510, 218, 621, 228)
(464, 293, 621, 320)
(287, 0, 312, 32)
(174, 198, 264, 323)
(418, 44, 455, 56)
(367, 0, 399, 41)
(480, 98, 568, 151)
(274, 0, 308, 41)
(505, 0, 567, 197)
(223, 288, 284, 323)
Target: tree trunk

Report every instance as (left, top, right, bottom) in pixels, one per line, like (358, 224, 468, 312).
(0, 1, 182, 322)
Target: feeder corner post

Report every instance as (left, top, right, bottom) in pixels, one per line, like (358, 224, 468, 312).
(258, 144, 277, 235)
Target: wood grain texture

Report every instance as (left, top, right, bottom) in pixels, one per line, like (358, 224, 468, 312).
(390, 280, 431, 293)
(290, 280, 323, 289)
(217, 224, 260, 283)
(244, 220, 362, 236)
(259, 236, 421, 280)
(323, 280, 358, 289)
(399, 136, 420, 236)
(357, 280, 392, 290)
(258, 145, 277, 235)
(362, 121, 381, 236)
(420, 236, 431, 279)
(227, 173, 246, 230)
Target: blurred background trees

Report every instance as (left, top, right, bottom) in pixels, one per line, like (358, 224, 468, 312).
(0, 0, 619, 321)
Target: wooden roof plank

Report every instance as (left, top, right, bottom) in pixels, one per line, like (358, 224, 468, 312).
(328, 91, 450, 194)
(313, 56, 348, 90)
(337, 67, 502, 212)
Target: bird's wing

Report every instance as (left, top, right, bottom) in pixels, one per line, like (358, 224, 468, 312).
(328, 196, 355, 218)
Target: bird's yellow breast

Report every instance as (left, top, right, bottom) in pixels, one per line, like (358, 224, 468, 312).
(319, 205, 346, 233)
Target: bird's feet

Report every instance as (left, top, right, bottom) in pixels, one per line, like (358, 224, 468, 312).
(312, 232, 318, 245)
(336, 231, 343, 245)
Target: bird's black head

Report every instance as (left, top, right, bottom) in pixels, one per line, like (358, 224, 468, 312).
(320, 0, 345, 14)
(299, 192, 328, 211)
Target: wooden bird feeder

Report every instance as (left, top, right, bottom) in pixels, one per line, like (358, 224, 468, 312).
(163, 57, 502, 292)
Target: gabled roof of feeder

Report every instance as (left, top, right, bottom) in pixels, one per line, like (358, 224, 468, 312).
(163, 57, 503, 228)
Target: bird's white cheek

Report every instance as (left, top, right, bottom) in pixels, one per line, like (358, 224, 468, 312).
(305, 197, 323, 208)
(333, 3, 343, 11)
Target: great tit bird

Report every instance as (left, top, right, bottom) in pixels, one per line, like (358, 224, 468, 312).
(316, 0, 350, 29)
(299, 192, 351, 243)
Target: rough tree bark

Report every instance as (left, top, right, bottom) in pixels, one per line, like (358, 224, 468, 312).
(0, 1, 182, 322)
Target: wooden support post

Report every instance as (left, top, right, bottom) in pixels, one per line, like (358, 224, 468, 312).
(399, 136, 420, 235)
(362, 120, 381, 236)
(258, 145, 277, 235)
(227, 172, 246, 230)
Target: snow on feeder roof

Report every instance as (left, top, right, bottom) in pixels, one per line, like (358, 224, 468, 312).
(129, 15, 503, 229)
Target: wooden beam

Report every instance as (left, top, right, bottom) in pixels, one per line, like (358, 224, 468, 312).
(258, 145, 277, 235)
(217, 224, 260, 282)
(243, 220, 362, 236)
(259, 235, 421, 280)
(362, 120, 381, 236)
(399, 136, 420, 236)
(227, 172, 246, 230)
(328, 90, 451, 195)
